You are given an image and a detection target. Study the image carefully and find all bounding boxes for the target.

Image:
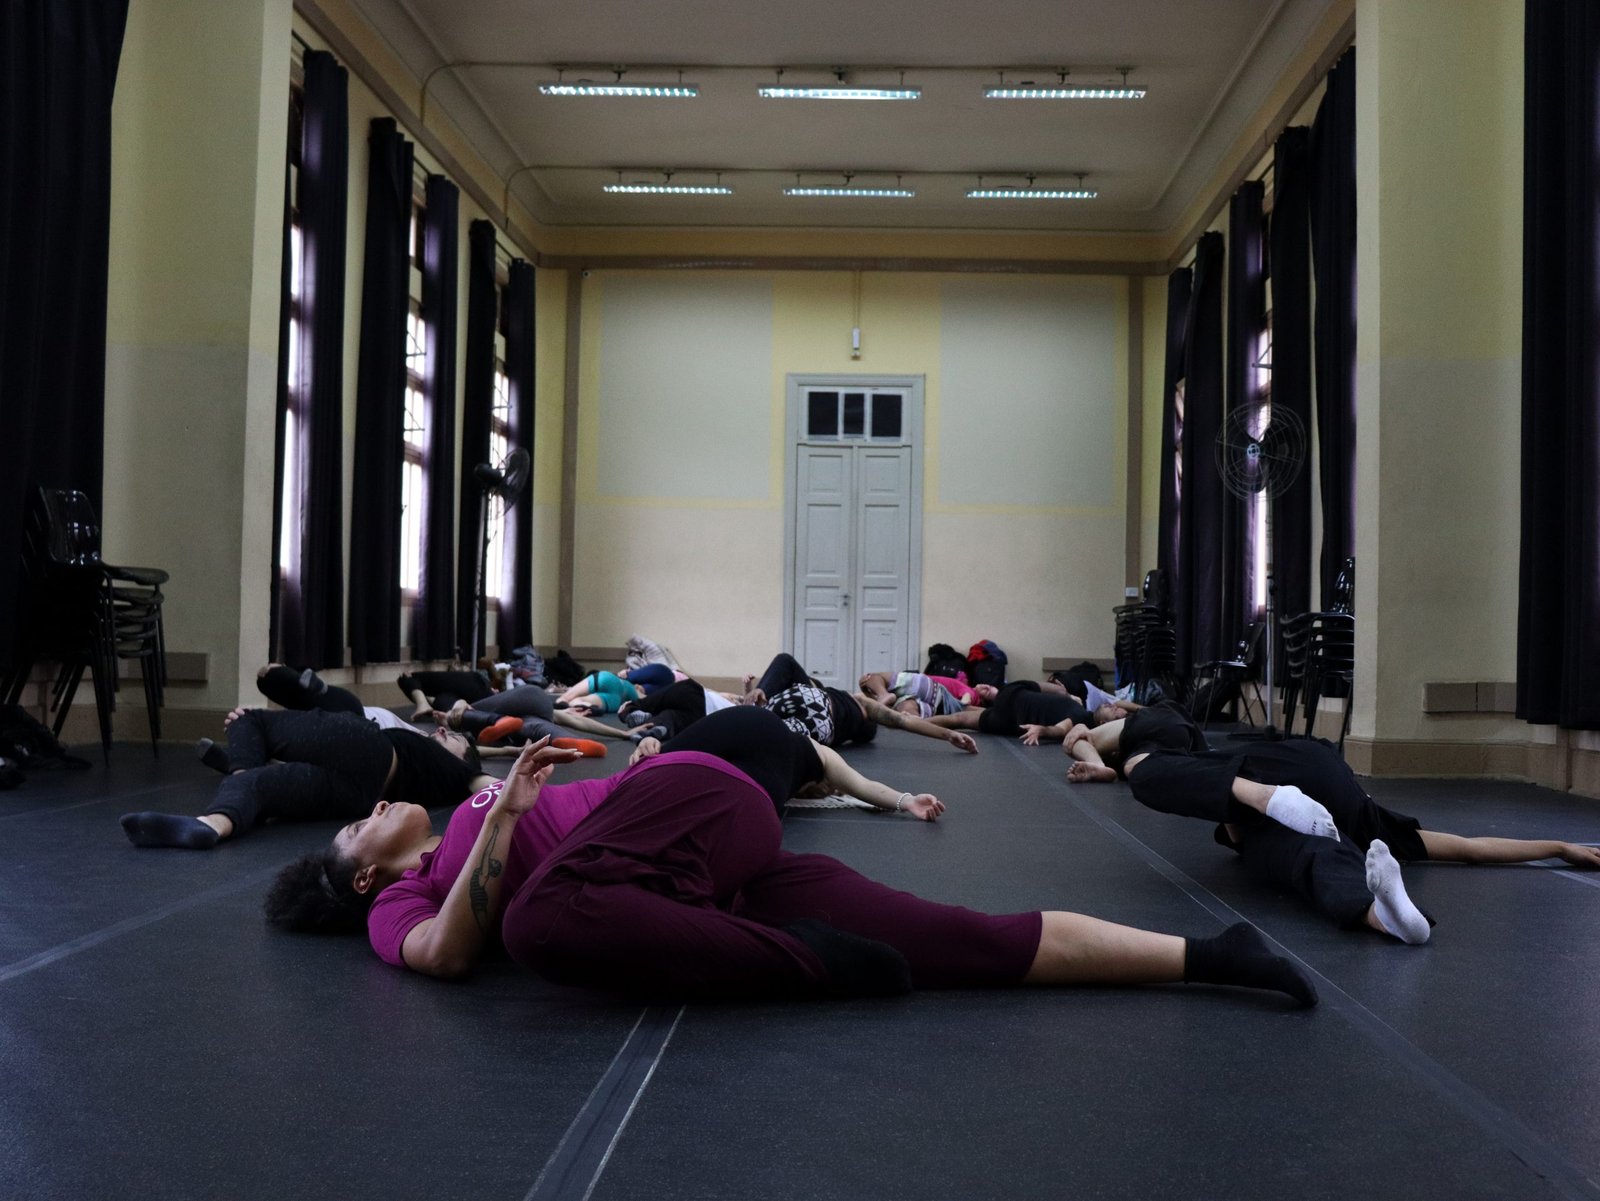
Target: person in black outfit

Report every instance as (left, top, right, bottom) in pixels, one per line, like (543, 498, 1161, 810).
(120, 708, 494, 850)
(1061, 703, 1600, 943)
(742, 653, 978, 754)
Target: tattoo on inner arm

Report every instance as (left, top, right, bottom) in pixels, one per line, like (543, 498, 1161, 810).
(468, 825, 505, 932)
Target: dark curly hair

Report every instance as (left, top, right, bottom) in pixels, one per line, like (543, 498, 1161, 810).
(263, 849, 375, 934)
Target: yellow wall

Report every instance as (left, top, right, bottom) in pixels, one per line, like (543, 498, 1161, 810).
(571, 269, 1128, 678)
(1353, 0, 1526, 746)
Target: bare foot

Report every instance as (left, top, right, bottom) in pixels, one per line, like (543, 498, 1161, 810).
(742, 673, 756, 693)
(1066, 762, 1117, 783)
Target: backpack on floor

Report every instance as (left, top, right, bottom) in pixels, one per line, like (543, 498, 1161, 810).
(545, 650, 588, 687)
(923, 643, 968, 680)
(966, 640, 1008, 687)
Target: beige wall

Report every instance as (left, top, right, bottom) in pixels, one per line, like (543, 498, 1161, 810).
(1352, 0, 1526, 748)
(570, 269, 1127, 679)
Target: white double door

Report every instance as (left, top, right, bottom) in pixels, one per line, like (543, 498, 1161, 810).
(791, 443, 915, 687)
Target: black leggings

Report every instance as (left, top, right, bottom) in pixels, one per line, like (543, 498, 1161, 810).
(257, 665, 364, 715)
(1128, 737, 1428, 928)
(628, 679, 709, 741)
(660, 705, 825, 812)
(756, 653, 817, 696)
(398, 670, 494, 709)
(207, 710, 393, 836)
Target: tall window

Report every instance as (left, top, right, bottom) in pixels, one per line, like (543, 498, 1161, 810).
(278, 86, 306, 577)
(1252, 218, 1273, 616)
(483, 277, 513, 601)
(399, 199, 427, 593)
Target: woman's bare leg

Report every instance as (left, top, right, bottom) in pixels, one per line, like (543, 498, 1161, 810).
(1024, 912, 1184, 984)
(1064, 724, 1117, 783)
(555, 710, 634, 740)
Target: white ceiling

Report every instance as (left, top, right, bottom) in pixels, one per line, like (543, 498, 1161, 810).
(342, 0, 1340, 234)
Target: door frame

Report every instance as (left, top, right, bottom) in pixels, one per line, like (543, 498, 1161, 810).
(782, 373, 925, 675)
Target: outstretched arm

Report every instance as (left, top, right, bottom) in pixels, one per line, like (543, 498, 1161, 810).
(858, 695, 978, 753)
(555, 709, 635, 739)
(1019, 720, 1073, 746)
(923, 708, 983, 730)
(811, 742, 944, 821)
(1418, 831, 1600, 868)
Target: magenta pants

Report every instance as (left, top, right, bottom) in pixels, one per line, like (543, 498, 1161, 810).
(501, 760, 1041, 1000)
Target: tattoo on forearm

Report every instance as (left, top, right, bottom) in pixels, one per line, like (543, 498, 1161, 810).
(468, 824, 505, 932)
(878, 706, 906, 729)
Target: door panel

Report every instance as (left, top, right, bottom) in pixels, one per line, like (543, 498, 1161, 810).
(854, 448, 911, 676)
(794, 446, 853, 683)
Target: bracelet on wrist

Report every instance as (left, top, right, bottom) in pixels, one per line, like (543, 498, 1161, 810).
(895, 792, 912, 812)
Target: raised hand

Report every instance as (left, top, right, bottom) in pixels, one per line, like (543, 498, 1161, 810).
(498, 737, 582, 816)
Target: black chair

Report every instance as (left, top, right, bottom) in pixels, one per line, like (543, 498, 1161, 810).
(1112, 600, 1179, 704)
(1329, 557, 1355, 614)
(4, 489, 169, 761)
(1301, 612, 1355, 750)
(1188, 620, 1266, 726)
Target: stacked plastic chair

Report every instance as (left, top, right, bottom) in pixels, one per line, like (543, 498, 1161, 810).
(2, 489, 169, 762)
(1112, 569, 1179, 704)
(1278, 560, 1356, 751)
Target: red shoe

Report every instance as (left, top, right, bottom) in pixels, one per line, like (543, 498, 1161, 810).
(551, 737, 607, 758)
(477, 716, 525, 746)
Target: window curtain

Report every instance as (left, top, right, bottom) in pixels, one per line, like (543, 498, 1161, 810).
(0, 0, 129, 670)
(455, 221, 498, 662)
(1156, 267, 1193, 588)
(497, 259, 537, 655)
(1309, 50, 1357, 609)
(275, 52, 349, 668)
(347, 118, 413, 665)
(412, 174, 459, 661)
(1224, 181, 1266, 646)
(1174, 231, 1227, 676)
(1268, 126, 1314, 635)
(1517, 0, 1600, 728)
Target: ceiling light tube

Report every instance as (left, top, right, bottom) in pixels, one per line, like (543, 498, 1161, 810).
(966, 187, 1097, 199)
(783, 186, 915, 198)
(984, 85, 1145, 99)
(603, 183, 733, 194)
(540, 82, 699, 97)
(758, 85, 920, 100)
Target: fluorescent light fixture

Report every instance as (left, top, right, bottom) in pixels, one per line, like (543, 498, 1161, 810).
(984, 85, 1145, 99)
(603, 182, 732, 194)
(967, 187, 1097, 200)
(540, 81, 698, 97)
(758, 85, 920, 100)
(784, 186, 915, 198)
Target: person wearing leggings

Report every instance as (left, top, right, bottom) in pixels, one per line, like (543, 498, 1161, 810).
(1061, 703, 1600, 943)
(265, 707, 1316, 1007)
(121, 708, 492, 851)
(744, 653, 978, 754)
(398, 668, 629, 746)
(617, 677, 739, 743)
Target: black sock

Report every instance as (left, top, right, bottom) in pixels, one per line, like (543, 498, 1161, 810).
(195, 738, 231, 775)
(1184, 922, 1317, 1007)
(297, 667, 328, 696)
(784, 918, 912, 998)
(120, 812, 221, 850)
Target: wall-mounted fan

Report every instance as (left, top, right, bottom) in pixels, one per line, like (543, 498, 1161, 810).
(1214, 401, 1306, 729)
(469, 447, 530, 662)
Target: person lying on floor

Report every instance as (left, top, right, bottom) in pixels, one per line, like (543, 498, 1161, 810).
(614, 675, 744, 744)
(553, 666, 694, 715)
(923, 678, 1124, 744)
(741, 653, 978, 754)
(1059, 701, 1600, 944)
(397, 668, 630, 746)
(625, 706, 945, 821)
(857, 670, 994, 718)
(264, 707, 1314, 1007)
(247, 663, 421, 738)
(120, 707, 494, 850)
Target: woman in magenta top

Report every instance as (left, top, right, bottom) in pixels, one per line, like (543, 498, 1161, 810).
(266, 707, 1315, 1006)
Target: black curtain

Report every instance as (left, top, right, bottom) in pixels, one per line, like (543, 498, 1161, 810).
(1224, 181, 1266, 645)
(269, 140, 292, 662)
(277, 51, 349, 668)
(1175, 231, 1227, 675)
(455, 221, 498, 661)
(1269, 126, 1314, 634)
(1309, 50, 1358, 609)
(412, 174, 459, 661)
(1156, 267, 1192, 588)
(347, 118, 413, 665)
(498, 259, 537, 655)
(0, 0, 129, 669)
(1517, 0, 1600, 729)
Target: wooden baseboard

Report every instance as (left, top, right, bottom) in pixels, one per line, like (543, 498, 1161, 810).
(1342, 734, 1600, 800)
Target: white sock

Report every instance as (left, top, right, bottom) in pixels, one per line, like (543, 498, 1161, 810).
(1366, 840, 1431, 945)
(1264, 784, 1340, 841)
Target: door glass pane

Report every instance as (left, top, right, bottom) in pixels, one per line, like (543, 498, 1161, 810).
(870, 393, 903, 439)
(843, 392, 866, 437)
(808, 392, 839, 437)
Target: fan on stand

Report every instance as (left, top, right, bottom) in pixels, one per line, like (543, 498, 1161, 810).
(1214, 400, 1307, 730)
(469, 447, 530, 663)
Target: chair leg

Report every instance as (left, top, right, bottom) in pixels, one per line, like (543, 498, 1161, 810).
(140, 654, 162, 755)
